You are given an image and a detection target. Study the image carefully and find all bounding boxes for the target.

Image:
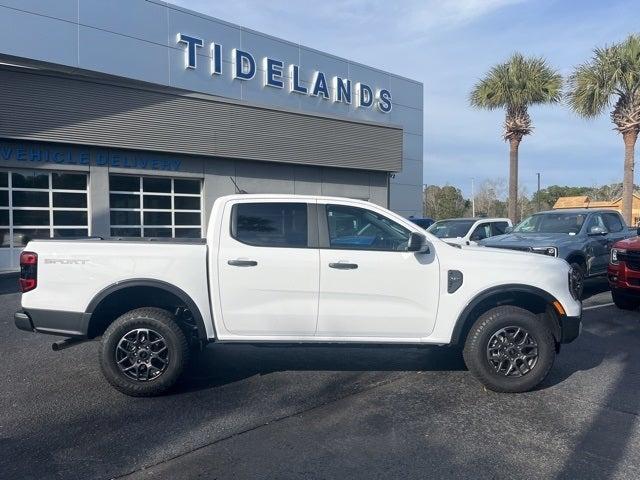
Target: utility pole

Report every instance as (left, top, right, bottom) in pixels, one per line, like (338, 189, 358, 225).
(536, 173, 541, 211)
(471, 177, 475, 217)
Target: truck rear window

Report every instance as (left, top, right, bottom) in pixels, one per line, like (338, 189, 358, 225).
(232, 202, 308, 248)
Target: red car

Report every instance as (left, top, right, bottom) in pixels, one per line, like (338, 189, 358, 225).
(608, 236, 640, 310)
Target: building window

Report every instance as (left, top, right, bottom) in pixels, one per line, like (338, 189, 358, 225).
(0, 169, 90, 253)
(109, 175, 202, 238)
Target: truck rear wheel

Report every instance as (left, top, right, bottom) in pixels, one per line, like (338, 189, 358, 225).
(99, 307, 189, 397)
(463, 306, 556, 393)
(611, 288, 640, 310)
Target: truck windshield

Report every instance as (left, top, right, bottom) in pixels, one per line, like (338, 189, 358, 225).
(513, 213, 587, 234)
(427, 219, 475, 238)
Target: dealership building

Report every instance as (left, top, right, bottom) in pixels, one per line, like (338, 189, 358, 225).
(0, 0, 424, 271)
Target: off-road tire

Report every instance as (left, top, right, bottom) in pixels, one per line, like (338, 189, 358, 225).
(569, 262, 585, 300)
(463, 306, 556, 393)
(611, 288, 640, 311)
(100, 307, 189, 397)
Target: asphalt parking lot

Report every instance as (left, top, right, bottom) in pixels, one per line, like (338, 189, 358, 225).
(2, 275, 640, 480)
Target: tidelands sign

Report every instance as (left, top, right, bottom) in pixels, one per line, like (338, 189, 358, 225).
(177, 33, 393, 113)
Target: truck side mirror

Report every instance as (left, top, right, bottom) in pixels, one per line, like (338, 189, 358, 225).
(588, 226, 608, 236)
(407, 232, 430, 253)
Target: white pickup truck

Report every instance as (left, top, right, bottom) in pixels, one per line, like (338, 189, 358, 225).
(15, 194, 582, 396)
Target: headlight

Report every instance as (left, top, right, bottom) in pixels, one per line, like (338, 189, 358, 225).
(531, 246, 558, 257)
(611, 248, 626, 265)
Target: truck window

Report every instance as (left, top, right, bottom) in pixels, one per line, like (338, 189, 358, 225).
(325, 204, 410, 251)
(470, 223, 491, 241)
(491, 221, 509, 235)
(585, 213, 606, 233)
(602, 213, 624, 232)
(232, 202, 308, 248)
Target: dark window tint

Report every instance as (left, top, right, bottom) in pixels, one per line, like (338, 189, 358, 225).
(0, 210, 8, 225)
(234, 202, 308, 248)
(174, 179, 200, 194)
(12, 171, 48, 189)
(143, 195, 171, 209)
(110, 194, 140, 209)
(111, 227, 141, 237)
(175, 196, 200, 210)
(143, 177, 171, 193)
(603, 213, 624, 232)
(427, 219, 475, 238)
(13, 228, 50, 246)
(470, 223, 491, 241)
(110, 175, 139, 192)
(143, 211, 171, 225)
(0, 190, 8, 207)
(144, 227, 171, 237)
(492, 221, 509, 235)
(13, 210, 49, 226)
(585, 214, 606, 233)
(53, 211, 87, 226)
(175, 212, 200, 226)
(326, 204, 410, 251)
(175, 228, 201, 238)
(13, 191, 48, 207)
(54, 228, 88, 238)
(111, 210, 140, 226)
(52, 173, 86, 190)
(0, 172, 7, 188)
(0, 229, 9, 247)
(411, 218, 433, 229)
(53, 192, 87, 208)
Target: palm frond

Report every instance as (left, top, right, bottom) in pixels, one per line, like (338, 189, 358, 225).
(567, 34, 640, 129)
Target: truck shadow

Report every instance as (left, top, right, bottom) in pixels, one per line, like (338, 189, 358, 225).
(582, 276, 610, 300)
(180, 343, 468, 392)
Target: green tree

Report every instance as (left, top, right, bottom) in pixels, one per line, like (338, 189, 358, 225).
(567, 34, 640, 225)
(470, 53, 563, 223)
(531, 185, 592, 211)
(423, 185, 468, 219)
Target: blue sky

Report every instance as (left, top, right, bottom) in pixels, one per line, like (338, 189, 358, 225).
(172, 0, 638, 198)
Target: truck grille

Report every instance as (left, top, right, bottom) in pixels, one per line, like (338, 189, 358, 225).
(619, 250, 640, 271)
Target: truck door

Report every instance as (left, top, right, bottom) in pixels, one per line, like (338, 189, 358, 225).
(316, 202, 440, 339)
(217, 200, 319, 336)
(585, 213, 609, 274)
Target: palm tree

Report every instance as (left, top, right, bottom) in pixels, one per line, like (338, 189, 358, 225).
(567, 34, 640, 225)
(470, 54, 563, 223)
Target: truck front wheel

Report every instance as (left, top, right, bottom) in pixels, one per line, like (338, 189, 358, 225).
(463, 306, 556, 393)
(99, 307, 189, 397)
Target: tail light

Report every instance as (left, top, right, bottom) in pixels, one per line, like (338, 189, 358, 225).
(19, 251, 38, 292)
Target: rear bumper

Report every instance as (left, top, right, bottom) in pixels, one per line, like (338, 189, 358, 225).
(15, 309, 87, 337)
(560, 314, 581, 344)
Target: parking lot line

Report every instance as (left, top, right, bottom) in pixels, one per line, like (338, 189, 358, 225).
(583, 302, 615, 311)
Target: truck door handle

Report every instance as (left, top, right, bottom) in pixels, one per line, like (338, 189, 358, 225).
(228, 259, 258, 267)
(329, 262, 358, 270)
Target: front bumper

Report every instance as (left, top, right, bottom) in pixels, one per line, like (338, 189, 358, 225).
(608, 263, 640, 291)
(560, 314, 581, 344)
